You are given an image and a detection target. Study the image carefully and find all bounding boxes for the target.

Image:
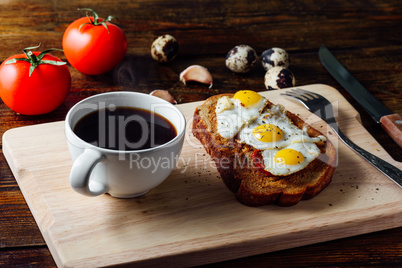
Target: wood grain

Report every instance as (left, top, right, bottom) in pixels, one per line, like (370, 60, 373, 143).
(1, 0, 401, 267)
(1, 227, 400, 267)
(380, 113, 402, 148)
(3, 85, 402, 267)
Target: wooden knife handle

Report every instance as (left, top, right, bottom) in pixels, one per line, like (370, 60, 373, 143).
(380, 113, 402, 148)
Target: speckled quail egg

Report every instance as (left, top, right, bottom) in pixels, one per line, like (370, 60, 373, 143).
(261, 47, 290, 71)
(151, 34, 179, 63)
(264, 66, 295, 90)
(225, 45, 257, 73)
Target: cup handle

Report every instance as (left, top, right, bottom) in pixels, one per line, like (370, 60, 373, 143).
(70, 149, 108, 196)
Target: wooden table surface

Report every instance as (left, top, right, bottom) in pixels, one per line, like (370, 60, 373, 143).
(1, 0, 401, 266)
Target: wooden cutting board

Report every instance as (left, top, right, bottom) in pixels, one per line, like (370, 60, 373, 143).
(3, 84, 402, 267)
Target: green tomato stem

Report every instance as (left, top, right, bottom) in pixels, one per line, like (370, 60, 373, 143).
(4, 43, 66, 77)
(77, 8, 117, 33)
(26, 51, 38, 64)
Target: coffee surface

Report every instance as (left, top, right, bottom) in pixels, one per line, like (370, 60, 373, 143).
(73, 107, 177, 151)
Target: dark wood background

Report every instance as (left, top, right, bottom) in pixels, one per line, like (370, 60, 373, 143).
(1, 0, 401, 266)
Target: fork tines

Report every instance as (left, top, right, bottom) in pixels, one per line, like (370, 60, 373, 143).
(280, 88, 319, 101)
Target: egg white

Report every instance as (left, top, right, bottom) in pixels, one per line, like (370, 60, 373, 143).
(261, 142, 321, 176)
(216, 96, 267, 139)
(239, 104, 326, 150)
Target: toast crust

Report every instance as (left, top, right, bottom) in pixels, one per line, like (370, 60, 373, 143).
(192, 93, 337, 206)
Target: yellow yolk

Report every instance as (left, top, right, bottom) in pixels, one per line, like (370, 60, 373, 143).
(274, 149, 304, 165)
(252, 124, 283, 142)
(233, 90, 262, 108)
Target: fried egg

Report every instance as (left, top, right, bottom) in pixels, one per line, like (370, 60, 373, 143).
(238, 104, 326, 176)
(238, 104, 326, 150)
(216, 90, 267, 139)
(261, 142, 321, 176)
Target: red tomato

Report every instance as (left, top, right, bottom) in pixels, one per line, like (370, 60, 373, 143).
(62, 15, 127, 75)
(0, 52, 71, 115)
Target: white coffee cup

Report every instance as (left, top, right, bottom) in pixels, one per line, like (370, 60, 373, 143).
(65, 92, 186, 198)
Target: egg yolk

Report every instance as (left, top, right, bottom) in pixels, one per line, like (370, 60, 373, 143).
(233, 90, 262, 108)
(253, 124, 283, 142)
(274, 149, 304, 165)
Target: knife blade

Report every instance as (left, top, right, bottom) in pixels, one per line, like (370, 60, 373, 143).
(319, 45, 402, 148)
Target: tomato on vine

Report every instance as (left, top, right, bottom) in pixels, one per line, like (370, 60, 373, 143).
(62, 8, 127, 75)
(0, 44, 71, 115)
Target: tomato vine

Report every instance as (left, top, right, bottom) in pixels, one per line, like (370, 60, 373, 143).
(5, 43, 66, 77)
(78, 8, 117, 33)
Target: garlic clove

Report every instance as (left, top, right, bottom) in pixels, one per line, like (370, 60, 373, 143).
(179, 65, 213, 88)
(150, 90, 177, 104)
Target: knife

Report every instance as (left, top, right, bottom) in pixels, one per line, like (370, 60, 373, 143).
(319, 45, 402, 148)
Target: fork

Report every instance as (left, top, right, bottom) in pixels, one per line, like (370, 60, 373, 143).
(280, 88, 402, 187)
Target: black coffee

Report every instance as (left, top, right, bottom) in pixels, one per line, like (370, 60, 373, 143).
(73, 107, 177, 151)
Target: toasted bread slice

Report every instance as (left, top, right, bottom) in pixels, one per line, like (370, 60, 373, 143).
(192, 93, 336, 206)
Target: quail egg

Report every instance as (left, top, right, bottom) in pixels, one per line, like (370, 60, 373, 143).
(225, 45, 257, 73)
(261, 47, 290, 71)
(264, 66, 295, 90)
(216, 90, 267, 139)
(151, 34, 179, 63)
